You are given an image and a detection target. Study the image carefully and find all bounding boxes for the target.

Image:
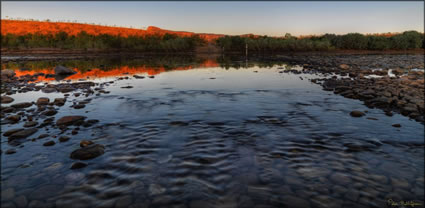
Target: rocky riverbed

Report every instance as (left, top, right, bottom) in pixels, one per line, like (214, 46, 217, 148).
(1, 54, 424, 208)
(266, 54, 424, 123)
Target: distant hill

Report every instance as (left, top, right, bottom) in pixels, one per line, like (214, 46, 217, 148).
(0, 20, 225, 42)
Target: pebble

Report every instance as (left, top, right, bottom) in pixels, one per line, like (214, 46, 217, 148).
(392, 123, 401, 128)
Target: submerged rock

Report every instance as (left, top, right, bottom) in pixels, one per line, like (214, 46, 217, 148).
(43, 109, 57, 116)
(59, 136, 70, 142)
(3, 128, 25, 137)
(72, 104, 85, 109)
(70, 162, 88, 169)
(1, 96, 14, 104)
(349, 111, 365, 117)
(2, 106, 15, 113)
(42, 87, 57, 93)
(38, 134, 49, 139)
(23, 121, 38, 127)
(11, 102, 33, 109)
(56, 116, 86, 126)
(43, 141, 56, 146)
(392, 124, 401, 128)
(36, 97, 50, 105)
(7, 128, 38, 140)
(5, 149, 17, 154)
(70, 144, 105, 160)
(53, 98, 66, 106)
(6, 114, 21, 123)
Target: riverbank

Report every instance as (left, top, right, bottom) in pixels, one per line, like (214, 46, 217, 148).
(2, 48, 423, 58)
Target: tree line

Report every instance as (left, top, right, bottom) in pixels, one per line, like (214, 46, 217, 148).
(1, 30, 423, 52)
(216, 31, 424, 52)
(1, 32, 205, 52)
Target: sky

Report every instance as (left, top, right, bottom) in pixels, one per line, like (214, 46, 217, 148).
(1, 1, 423, 36)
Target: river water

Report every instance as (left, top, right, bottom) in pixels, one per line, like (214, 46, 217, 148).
(1, 55, 424, 208)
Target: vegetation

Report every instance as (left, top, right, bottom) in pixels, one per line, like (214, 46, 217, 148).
(1, 32, 205, 52)
(1, 18, 423, 53)
(216, 31, 424, 53)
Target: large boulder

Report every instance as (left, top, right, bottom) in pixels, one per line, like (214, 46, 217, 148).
(70, 144, 105, 160)
(54, 66, 76, 75)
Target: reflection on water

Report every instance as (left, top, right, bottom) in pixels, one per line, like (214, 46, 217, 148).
(1, 55, 424, 208)
(1, 56, 292, 82)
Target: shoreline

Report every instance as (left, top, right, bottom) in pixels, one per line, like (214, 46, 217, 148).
(2, 49, 424, 63)
(2, 48, 424, 55)
(1, 54, 423, 124)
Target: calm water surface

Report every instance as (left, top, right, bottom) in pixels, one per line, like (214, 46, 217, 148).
(1, 56, 424, 208)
